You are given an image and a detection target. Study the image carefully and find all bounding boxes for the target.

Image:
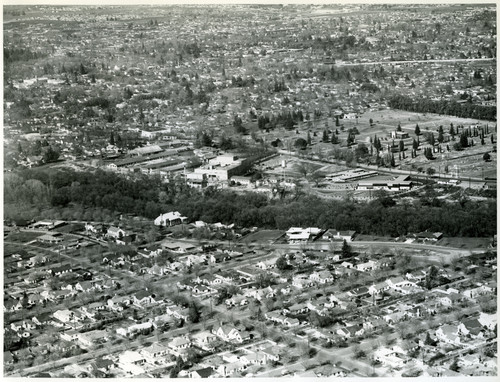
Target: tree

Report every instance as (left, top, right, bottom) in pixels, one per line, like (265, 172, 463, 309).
(307, 131, 312, 145)
(425, 265, 439, 289)
(341, 239, 351, 258)
(294, 138, 308, 150)
(188, 302, 201, 323)
(233, 115, 246, 134)
(483, 152, 491, 162)
(426, 167, 436, 177)
(43, 146, 60, 163)
(276, 255, 292, 270)
(109, 132, 115, 146)
(415, 124, 421, 136)
(399, 140, 404, 152)
(412, 138, 418, 151)
(322, 130, 329, 143)
(331, 133, 339, 144)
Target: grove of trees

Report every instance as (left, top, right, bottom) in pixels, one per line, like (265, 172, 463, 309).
(4, 168, 496, 238)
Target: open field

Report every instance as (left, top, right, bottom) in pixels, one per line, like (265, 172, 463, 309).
(240, 230, 285, 244)
(436, 237, 493, 250)
(5, 231, 43, 243)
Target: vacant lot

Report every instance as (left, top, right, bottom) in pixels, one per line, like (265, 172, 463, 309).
(5, 231, 43, 243)
(437, 237, 493, 250)
(240, 230, 285, 244)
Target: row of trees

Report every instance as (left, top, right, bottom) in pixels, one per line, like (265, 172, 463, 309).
(388, 95, 496, 121)
(5, 168, 496, 238)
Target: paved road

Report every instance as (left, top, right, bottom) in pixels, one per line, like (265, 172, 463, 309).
(335, 58, 496, 67)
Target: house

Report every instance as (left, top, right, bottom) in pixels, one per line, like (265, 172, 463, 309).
(169, 261, 185, 272)
(286, 227, 321, 243)
(212, 324, 249, 343)
(391, 130, 409, 139)
(435, 324, 461, 344)
(190, 367, 214, 378)
(92, 358, 116, 374)
(116, 320, 154, 337)
(283, 303, 309, 315)
(118, 351, 146, 375)
(82, 301, 107, 315)
(458, 319, 484, 338)
(164, 242, 198, 255)
(85, 223, 104, 235)
(166, 305, 189, 321)
(168, 336, 191, 352)
(374, 345, 408, 368)
(235, 266, 262, 281)
(116, 235, 135, 246)
(60, 329, 80, 342)
(337, 324, 365, 338)
(50, 264, 73, 277)
(356, 260, 379, 272)
(256, 258, 278, 270)
(141, 342, 170, 363)
(292, 274, 315, 289)
(322, 229, 356, 242)
(37, 232, 64, 244)
(77, 330, 109, 347)
(369, 282, 390, 296)
(478, 312, 497, 331)
(240, 352, 267, 366)
(191, 330, 217, 350)
(217, 361, 247, 377)
(209, 252, 231, 263)
(154, 211, 187, 227)
(4, 299, 23, 312)
(225, 294, 248, 307)
(437, 292, 463, 307)
(107, 295, 132, 311)
(386, 277, 417, 292)
(309, 270, 334, 284)
(181, 253, 206, 266)
(261, 346, 280, 362)
(133, 290, 156, 307)
(106, 226, 125, 240)
(53, 309, 82, 324)
(415, 231, 443, 242)
(75, 281, 98, 293)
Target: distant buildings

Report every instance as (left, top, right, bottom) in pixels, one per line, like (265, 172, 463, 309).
(154, 211, 188, 227)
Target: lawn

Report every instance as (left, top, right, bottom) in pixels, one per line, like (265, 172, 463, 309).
(240, 230, 285, 244)
(5, 231, 43, 243)
(436, 237, 493, 250)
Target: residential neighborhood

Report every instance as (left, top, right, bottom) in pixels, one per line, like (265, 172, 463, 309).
(3, 3, 497, 379)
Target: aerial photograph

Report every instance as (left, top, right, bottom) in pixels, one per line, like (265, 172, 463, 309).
(3, 2, 497, 378)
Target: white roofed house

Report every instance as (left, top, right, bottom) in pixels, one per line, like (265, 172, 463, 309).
(309, 270, 334, 284)
(106, 226, 125, 240)
(191, 330, 217, 350)
(322, 229, 356, 242)
(141, 342, 170, 364)
(286, 227, 321, 243)
(154, 211, 187, 227)
(356, 260, 379, 272)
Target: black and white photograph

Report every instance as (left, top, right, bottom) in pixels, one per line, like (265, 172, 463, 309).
(3, 1, 497, 378)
